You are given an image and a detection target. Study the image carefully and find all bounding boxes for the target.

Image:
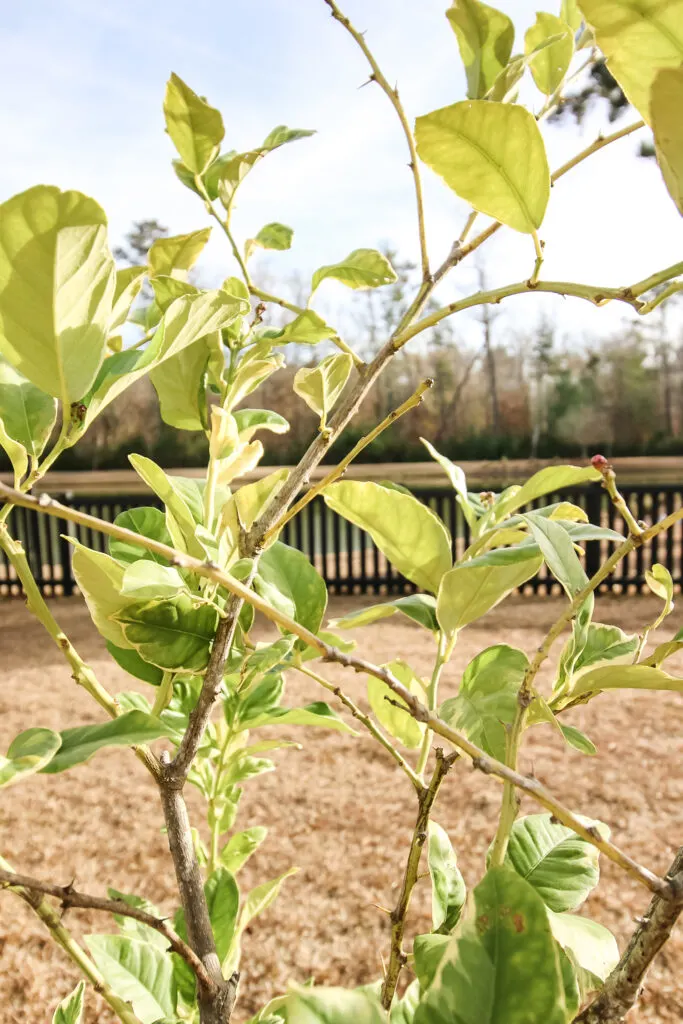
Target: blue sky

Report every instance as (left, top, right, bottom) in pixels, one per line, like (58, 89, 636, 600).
(2, 0, 682, 347)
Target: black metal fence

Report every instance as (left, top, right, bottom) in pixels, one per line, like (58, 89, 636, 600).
(2, 483, 682, 599)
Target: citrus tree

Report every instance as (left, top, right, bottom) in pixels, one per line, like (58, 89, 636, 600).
(1, 2, 683, 1022)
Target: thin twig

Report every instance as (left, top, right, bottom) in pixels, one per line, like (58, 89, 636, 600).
(263, 378, 433, 543)
(323, 0, 430, 282)
(0, 868, 214, 992)
(381, 749, 457, 1008)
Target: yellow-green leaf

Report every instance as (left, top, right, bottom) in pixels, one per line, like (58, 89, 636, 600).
(0, 360, 56, 484)
(148, 228, 212, 279)
(367, 660, 426, 749)
(577, 0, 683, 123)
(446, 0, 515, 99)
(437, 554, 543, 637)
(0, 185, 115, 403)
(572, 662, 683, 698)
(293, 352, 353, 426)
(525, 13, 574, 95)
(163, 73, 224, 174)
(494, 464, 601, 520)
(70, 540, 132, 648)
(415, 101, 550, 233)
(0, 728, 62, 788)
(109, 266, 146, 332)
(311, 248, 397, 293)
(323, 480, 452, 594)
(651, 65, 683, 216)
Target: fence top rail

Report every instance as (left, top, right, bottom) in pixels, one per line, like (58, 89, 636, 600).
(2, 456, 682, 496)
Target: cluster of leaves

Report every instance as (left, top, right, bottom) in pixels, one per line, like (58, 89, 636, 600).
(1, 0, 683, 1022)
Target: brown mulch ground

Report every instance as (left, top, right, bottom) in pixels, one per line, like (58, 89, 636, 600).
(1, 594, 682, 1023)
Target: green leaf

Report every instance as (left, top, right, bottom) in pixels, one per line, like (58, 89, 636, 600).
(110, 266, 146, 331)
(311, 249, 397, 293)
(42, 711, 172, 773)
(247, 222, 293, 258)
(548, 909, 619, 997)
(0, 360, 57, 484)
(286, 986, 385, 1024)
(329, 594, 438, 632)
(436, 555, 542, 638)
(504, 813, 603, 912)
(164, 73, 224, 174)
(262, 126, 316, 151)
(440, 645, 528, 761)
(234, 408, 289, 441)
(415, 867, 567, 1024)
(446, 0, 515, 99)
(0, 185, 115, 403)
(205, 868, 240, 963)
(233, 468, 290, 532)
(243, 701, 356, 734)
(390, 979, 420, 1024)
(52, 981, 86, 1024)
(121, 561, 188, 600)
(576, 0, 683, 124)
(224, 353, 284, 410)
(367, 660, 426, 750)
(651, 66, 683, 215)
(420, 438, 477, 527)
(559, 723, 597, 756)
(293, 352, 353, 427)
(427, 821, 466, 932)
(415, 101, 550, 234)
(238, 867, 297, 935)
(0, 728, 61, 788)
(83, 291, 247, 428)
(525, 13, 574, 95)
(254, 542, 327, 634)
(86, 934, 177, 1024)
(107, 889, 169, 950)
(494, 465, 600, 520)
(150, 335, 213, 431)
(323, 481, 452, 594)
(523, 512, 587, 598)
(276, 310, 338, 346)
(220, 827, 268, 873)
(70, 540, 131, 648)
(571, 622, 639, 678)
(110, 507, 173, 566)
(148, 229, 212, 279)
(150, 276, 200, 314)
(412, 933, 450, 991)
(114, 596, 218, 673)
(571, 662, 683, 699)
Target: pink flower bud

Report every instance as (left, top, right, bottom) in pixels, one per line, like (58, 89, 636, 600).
(591, 454, 608, 470)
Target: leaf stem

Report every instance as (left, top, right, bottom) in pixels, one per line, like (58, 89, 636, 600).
(263, 378, 433, 543)
(152, 671, 175, 717)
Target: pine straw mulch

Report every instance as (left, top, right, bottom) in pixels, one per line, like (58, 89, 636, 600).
(1, 593, 682, 1022)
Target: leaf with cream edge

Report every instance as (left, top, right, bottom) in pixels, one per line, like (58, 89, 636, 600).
(69, 540, 132, 648)
(113, 596, 219, 673)
(367, 659, 426, 750)
(427, 821, 467, 932)
(43, 712, 173, 773)
(0, 728, 62, 788)
(446, 0, 514, 99)
(440, 644, 528, 761)
(276, 310, 338, 346)
(163, 73, 224, 174)
(311, 248, 397, 293)
(415, 102, 550, 233)
(651, 66, 683, 216)
(493, 464, 601, 519)
(571, 662, 683, 699)
(0, 360, 57, 484)
(548, 910, 619, 1000)
(525, 13, 574, 95)
(286, 988, 385, 1024)
(0, 185, 115, 403)
(234, 409, 289, 442)
(645, 562, 674, 615)
(148, 228, 212, 279)
(109, 507, 173, 566)
(254, 542, 327, 634)
(293, 352, 353, 427)
(128, 454, 206, 559)
(324, 481, 452, 594)
(52, 981, 86, 1024)
(414, 867, 568, 1024)
(576, 0, 683, 124)
(436, 554, 543, 638)
(82, 291, 248, 429)
(109, 266, 146, 332)
(329, 594, 438, 632)
(85, 934, 177, 1023)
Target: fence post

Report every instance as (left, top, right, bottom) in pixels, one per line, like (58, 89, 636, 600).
(584, 483, 603, 580)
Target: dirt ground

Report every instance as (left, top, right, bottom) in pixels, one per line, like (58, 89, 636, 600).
(1, 593, 682, 1023)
